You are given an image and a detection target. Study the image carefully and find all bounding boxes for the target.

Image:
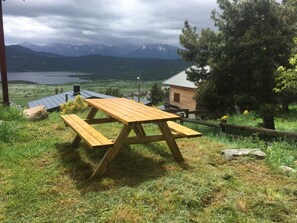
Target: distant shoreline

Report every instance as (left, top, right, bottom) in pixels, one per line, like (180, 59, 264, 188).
(5, 71, 90, 85)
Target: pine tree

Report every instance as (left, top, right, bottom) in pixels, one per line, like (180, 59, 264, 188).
(178, 0, 297, 129)
(149, 83, 164, 105)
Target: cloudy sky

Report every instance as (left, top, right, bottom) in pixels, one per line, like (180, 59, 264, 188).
(3, 0, 218, 46)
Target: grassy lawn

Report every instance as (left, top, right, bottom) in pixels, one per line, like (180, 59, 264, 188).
(0, 106, 296, 222)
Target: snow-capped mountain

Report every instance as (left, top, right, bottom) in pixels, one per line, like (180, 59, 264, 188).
(18, 42, 180, 59)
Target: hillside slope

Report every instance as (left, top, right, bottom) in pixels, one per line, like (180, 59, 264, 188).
(6, 45, 189, 80)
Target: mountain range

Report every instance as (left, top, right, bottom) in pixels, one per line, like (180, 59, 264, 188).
(6, 45, 190, 80)
(19, 42, 180, 59)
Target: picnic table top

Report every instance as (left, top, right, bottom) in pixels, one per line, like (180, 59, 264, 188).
(84, 98, 180, 125)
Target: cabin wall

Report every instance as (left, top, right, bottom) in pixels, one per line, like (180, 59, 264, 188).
(169, 85, 196, 111)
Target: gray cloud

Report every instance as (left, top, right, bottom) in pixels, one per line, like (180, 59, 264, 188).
(2, 0, 218, 46)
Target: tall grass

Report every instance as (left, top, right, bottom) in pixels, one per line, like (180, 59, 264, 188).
(0, 106, 24, 143)
(0, 106, 24, 121)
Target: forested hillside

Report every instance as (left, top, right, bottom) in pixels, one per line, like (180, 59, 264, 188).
(6, 45, 190, 80)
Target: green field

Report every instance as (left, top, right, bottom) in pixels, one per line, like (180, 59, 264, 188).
(1, 80, 160, 107)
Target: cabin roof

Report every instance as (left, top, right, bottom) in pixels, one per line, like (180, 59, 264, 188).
(163, 66, 210, 89)
(163, 69, 196, 89)
(28, 90, 114, 112)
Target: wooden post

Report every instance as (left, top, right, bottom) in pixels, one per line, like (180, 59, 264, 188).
(0, 0, 9, 106)
(220, 120, 227, 133)
(185, 109, 189, 118)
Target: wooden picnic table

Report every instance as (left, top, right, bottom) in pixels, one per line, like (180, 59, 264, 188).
(62, 98, 202, 179)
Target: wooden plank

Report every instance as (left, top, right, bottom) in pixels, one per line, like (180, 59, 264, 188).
(167, 121, 202, 138)
(111, 98, 180, 120)
(84, 117, 117, 124)
(63, 115, 99, 147)
(132, 123, 146, 136)
(91, 124, 132, 179)
(125, 135, 165, 144)
(85, 99, 138, 124)
(72, 107, 98, 146)
(61, 114, 113, 148)
(69, 115, 111, 145)
(84, 98, 180, 124)
(158, 121, 184, 162)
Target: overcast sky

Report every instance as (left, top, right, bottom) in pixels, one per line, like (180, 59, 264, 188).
(3, 0, 218, 46)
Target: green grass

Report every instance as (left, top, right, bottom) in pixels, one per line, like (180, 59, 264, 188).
(0, 107, 296, 222)
(185, 105, 297, 169)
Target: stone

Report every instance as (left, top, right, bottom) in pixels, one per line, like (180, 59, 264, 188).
(23, 106, 48, 122)
(280, 166, 296, 173)
(222, 148, 267, 160)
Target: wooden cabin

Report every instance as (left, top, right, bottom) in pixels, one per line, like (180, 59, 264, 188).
(163, 69, 197, 111)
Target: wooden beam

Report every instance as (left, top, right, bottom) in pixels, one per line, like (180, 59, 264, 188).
(84, 117, 117, 124)
(124, 134, 186, 145)
(158, 121, 184, 162)
(91, 124, 132, 179)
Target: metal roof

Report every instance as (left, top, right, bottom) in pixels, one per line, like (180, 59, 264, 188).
(163, 66, 210, 89)
(128, 96, 152, 106)
(28, 90, 115, 112)
(163, 69, 196, 88)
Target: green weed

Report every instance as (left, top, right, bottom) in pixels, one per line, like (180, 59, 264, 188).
(0, 106, 23, 121)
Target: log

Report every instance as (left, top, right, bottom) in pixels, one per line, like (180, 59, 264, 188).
(181, 118, 220, 129)
(181, 118, 297, 140)
(220, 122, 297, 139)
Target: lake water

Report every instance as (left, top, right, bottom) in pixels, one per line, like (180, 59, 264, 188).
(4, 71, 90, 84)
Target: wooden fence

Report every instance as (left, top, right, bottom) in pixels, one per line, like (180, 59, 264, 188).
(181, 118, 297, 140)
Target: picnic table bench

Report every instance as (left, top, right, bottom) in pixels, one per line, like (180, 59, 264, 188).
(62, 98, 202, 178)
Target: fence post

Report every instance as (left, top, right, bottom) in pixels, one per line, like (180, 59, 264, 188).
(185, 109, 189, 118)
(180, 117, 184, 125)
(220, 120, 227, 133)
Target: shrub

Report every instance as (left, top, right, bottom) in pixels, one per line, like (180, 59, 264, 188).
(60, 95, 88, 114)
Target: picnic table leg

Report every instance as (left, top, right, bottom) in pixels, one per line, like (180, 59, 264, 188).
(72, 107, 98, 147)
(158, 121, 184, 162)
(91, 124, 132, 179)
(132, 123, 146, 136)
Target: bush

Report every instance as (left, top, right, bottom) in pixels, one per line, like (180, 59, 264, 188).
(60, 95, 88, 114)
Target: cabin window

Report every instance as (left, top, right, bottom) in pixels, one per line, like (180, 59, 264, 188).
(173, 93, 180, 103)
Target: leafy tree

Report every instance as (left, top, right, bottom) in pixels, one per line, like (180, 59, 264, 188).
(149, 83, 164, 105)
(274, 50, 297, 111)
(178, 0, 297, 129)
